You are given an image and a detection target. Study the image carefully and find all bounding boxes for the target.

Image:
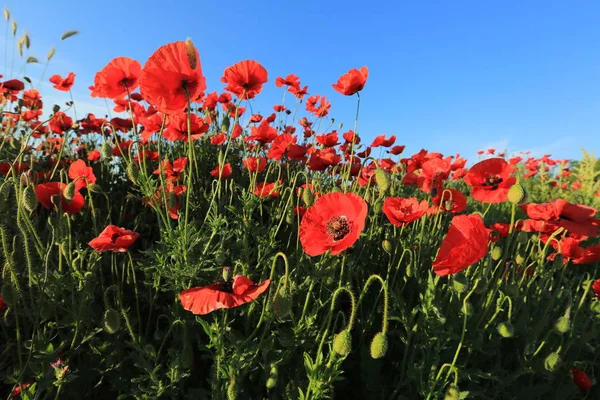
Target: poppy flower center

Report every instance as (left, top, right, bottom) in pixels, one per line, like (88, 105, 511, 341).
(219, 280, 234, 293)
(484, 175, 503, 189)
(326, 216, 351, 241)
(111, 233, 120, 243)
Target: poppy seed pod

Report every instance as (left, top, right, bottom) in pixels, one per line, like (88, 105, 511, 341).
(507, 183, 527, 205)
(369, 332, 388, 359)
(333, 329, 352, 356)
(103, 308, 121, 334)
(63, 182, 76, 201)
(497, 322, 515, 338)
(22, 186, 38, 212)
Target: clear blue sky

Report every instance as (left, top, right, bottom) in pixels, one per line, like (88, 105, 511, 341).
(3, 0, 600, 161)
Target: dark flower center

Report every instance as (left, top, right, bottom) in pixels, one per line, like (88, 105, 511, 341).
(326, 216, 351, 241)
(219, 280, 234, 293)
(111, 233, 120, 243)
(483, 176, 503, 189)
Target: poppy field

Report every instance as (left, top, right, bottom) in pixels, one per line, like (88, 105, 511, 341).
(1, 13, 600, 400)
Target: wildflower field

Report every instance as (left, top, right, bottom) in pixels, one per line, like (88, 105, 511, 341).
(1, 10, 600, 400)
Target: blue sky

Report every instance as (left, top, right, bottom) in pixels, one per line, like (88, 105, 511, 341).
(3, 0, 600, 161)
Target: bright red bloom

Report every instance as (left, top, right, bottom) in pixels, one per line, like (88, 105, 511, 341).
(299, 192, 368, 256)
(432, 214, 489, 276)
(34, 182, 84, 215)
(246, 119, 278, 143)
(89, 225, 139, 253)
(162, 113, 208, 142)
(243, 157, 267, 173)
(267, 133, 296, 160)
(550, 237, 600, 265)
(571, 369, 592, 391)
(92, 57, 142, 99)
(220, 60, 268, 100)
(332, 66, 368, 96)
(464, 158, 516, 203)
(140, 42, 206, 114)
(68, 159, 97, 190)
(371, 134, 396, 148)
(49, 72, 75, 91)
(180, 273, 270, 315)
(521, 199, 599, 237)
(390, 145, 405, 155)
(417, 157, 452, 194)
(276, 73, 300, 90)
(383, 197, 429, 226)
(210, 163, 232, 179)
(306, 95, 331, 118)
(254, 181, 280, 198)
(592, 278, 600, 299)
(49, 112, 73, 134)
(10, 382, 34, 399)
(153, 157, 188, 184)
(1, 79, 24, 92)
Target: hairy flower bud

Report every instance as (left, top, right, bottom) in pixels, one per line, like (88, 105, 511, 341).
(63, 182, 76, 201)
(100, 141, 113, 160)
(491, 246, 503, 261)
(333, 329, 352, 356)
(273, 289, 292, 319)
(375, 169, 390, 194)
(302, 187, 314, 207)
(507, 183, 527, 205)
(126, 163, 139, 185)
(103, 308, 121, 334)
(444, 385, 460, 400)
(554, 316, 570, 334)
(544, 351, 560, 372)
(382, 239, 393, 254)
(452, 274, 469, 294)
(22, 186, 38, 212)
(497, 322, 515, 338)
(369, 332, 388, 359)
(88, 183, 102, 193)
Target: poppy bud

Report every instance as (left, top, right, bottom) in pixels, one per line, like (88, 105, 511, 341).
(333, 329, 352, 356)
(491, 246, 503, 261)
(516, 231, 528, 244)
(50, 194, 61, 207)
(88, 183, 102, 193)
(373, 199, 383, 213)
(544, 351, 561, 372)
(515, 254, 526, 265)
(369, 332, 388, 359)
(221, 115, 230, 131)
(285, 207, 294, 225)
(302, 187, 314, 207)
(222, 266, 233, 282)
(103, 308, 121, 334)
(444, 384, 460, 400)
(382, 239, 393, 254)
(185, 38, 198, 70)
(22, 186, 37, 212)
(554, 316, 570, 334)
(126, 163, 139, 185)
(63, 182, 76, 201)
(463, 302, 474, 316)
(507, 183, 527, 205)
(266, 365, 278, 389)
(227, 376, 237, 400)
(375, 169, 389, 194)
(405, 263, 413, 278)
(273, 289, 292, 319)
(100, 141, 113, 160)
(452, 274, 469, 294)
(331, 186, 341, 193)
(497, 322, 515, 338)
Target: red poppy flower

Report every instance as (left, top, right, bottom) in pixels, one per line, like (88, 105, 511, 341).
(49, 112, 73, 134)
(162, 113, 208, 142)
(571, 369, 592, 391)
(34, 182, 84, 215)
(10, 382, 34, 399)
(332, 66, 368, 96)
(432, 214, 489, 276)
(383, 197, 429, 226)
(254, 181, 280, 198)
(306, 95, 331, 118)
(92, 57, 142, 99)
(243, 157, 267, 173)
(140, 41, 206, 114)
(89, 225, 139, 253)
(68, 159, 97, 190)
(275, 73, 300, 90)
(220, 60, 268, 100)
(246, 119, 278, 143)
(2, 79, 24, 92)
(521, 199, 599, 237)
(592, 278, 600, 300)
(210, 163, 232, 179)
(180, 272, 270, 315)
(371, 134, 395, 148)
(267, 133, 296, 161)
(49, 72, 75, 91)
(299, 192, 368, 256)
(464, 158, 516, 203)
